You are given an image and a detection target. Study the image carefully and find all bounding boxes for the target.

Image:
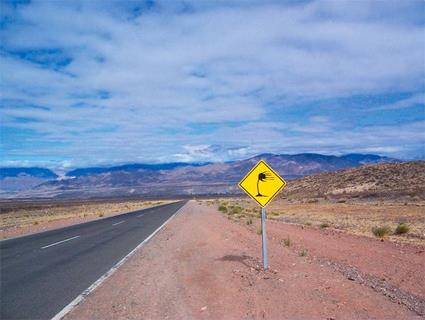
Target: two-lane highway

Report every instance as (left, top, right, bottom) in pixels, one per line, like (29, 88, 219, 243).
(0, 200, 187, 320)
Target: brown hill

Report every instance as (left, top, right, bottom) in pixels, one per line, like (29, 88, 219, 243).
(282, 161, 425, 201)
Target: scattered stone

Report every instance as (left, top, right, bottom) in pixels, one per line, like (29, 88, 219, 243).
(317, 257, 425, 316)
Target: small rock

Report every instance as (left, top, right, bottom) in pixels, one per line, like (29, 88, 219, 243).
(201, 306, 207, 311)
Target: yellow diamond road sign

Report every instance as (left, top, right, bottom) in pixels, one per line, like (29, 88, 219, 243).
(238, 160, 286, 207)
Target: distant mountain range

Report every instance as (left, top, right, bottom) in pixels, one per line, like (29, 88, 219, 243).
(0, 167, 58, 192)
(0, 167, 58, 179)
(65, 162, 209, 177)
(0, 153, 398, 199)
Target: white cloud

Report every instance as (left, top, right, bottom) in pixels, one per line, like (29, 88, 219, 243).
(173, 144, 250, 162)
(0, 0, 424, 167)
(372, 93, 424, 111)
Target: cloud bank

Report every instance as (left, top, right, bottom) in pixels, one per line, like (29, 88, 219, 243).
(1, 0, 424, 168)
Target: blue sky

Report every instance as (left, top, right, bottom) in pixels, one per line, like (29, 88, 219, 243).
(0, 0, 424, 169)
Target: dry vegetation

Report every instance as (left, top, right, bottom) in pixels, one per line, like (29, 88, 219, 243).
(0, 200, 172, 238)
(202, 198, 425, 246)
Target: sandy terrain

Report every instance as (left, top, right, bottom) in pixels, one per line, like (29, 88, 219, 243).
(0, 200, 173, 239)
(65, 201, 424, 320)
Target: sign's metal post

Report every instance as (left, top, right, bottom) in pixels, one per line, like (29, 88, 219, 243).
(261, 207, 268, 271)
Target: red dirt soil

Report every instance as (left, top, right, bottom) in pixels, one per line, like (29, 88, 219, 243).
(65, 201, 424, 320)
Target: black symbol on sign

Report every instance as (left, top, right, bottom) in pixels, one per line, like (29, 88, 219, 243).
(256, 171, 274, 197)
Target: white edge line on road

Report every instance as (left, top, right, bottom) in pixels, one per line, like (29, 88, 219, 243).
(112, 221, 125, 226)
(41, 236, 81, 249)
(51, 201, 188, 320)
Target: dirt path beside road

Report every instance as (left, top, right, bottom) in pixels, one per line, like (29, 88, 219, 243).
(66, 201, 424, 320)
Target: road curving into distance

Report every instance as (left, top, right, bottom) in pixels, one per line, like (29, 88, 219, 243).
(0, 200, 187, 320)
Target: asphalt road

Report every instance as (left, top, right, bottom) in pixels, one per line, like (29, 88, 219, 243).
(0, 200, 187, 320)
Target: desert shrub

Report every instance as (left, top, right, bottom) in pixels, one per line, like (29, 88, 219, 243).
(33, 221, 39, 225)
(218, 204, 228, 213)
(98, 213, 104, 217)
(256, 226, 262, 235)
(246, 218, 253, 225)
(372, 225, 391, 238)
(283, 236, 291, 247)
(304, 222, 312, 226)
(394, 223, 410, 235)
(230, 206, 243, 215)
(271, 211, 280, 216)
(298, 249, 308, 257)
(320, 223, 330, 229)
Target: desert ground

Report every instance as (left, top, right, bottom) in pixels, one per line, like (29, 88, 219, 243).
(0, 199, 173, 239)
(212, 198, 425, 246)
(62, 200, 424, 319)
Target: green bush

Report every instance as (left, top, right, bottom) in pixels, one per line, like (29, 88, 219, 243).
(320, 223, 330, 229)
(372, 225, 391, 238)
(230, 206, 243, 215)
(218, 204, 228, 213)
(394, 223, 410, 235)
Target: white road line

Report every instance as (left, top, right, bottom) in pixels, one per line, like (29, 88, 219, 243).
(112, 221, 125, 226)
(41, 236, 80, 249)
(51, 202, 187, 320)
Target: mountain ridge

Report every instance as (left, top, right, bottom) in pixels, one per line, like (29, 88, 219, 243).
(0, 153, 400, 198)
